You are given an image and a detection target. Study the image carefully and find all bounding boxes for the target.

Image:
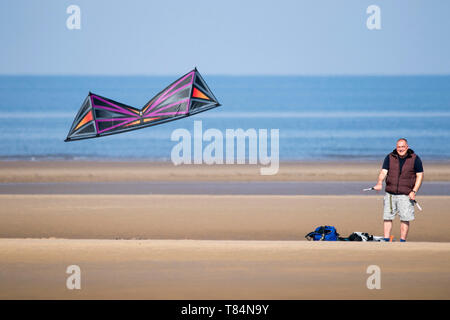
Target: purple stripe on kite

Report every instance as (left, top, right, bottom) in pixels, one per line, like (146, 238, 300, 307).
(92, 95, 137, 117)
(149, 111, 189, 116)
(90, 95, 99, 133)
(160, 72, 194, 101)
(144, 82, 192, 116)
(96, 117, 140, 122)
(96, 118, 137, 134)
(144, 72, 194, 114)
(187, 98, 191, 113)
(93, 105, 138, 116)
(146, 99, 190, 117)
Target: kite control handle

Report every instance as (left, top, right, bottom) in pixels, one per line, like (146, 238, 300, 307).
(412, 200, 423, 211)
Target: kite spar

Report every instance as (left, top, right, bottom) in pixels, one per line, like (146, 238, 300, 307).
(65, 68, 220, 141)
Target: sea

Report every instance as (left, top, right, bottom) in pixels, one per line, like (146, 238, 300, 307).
(1, 75, 449, 162)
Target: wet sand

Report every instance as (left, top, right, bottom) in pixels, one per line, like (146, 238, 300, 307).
(1, 181, 449, 195)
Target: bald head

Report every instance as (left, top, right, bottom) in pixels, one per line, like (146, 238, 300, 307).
(396, 138, 409, 157)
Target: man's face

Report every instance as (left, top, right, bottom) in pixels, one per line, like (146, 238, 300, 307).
(396, 140, 408, 157)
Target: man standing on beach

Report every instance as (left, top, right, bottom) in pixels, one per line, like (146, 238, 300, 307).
(373, 138, 424, 242)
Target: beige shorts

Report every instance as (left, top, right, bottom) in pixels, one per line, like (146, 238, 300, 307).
(383, 192, 415, 221)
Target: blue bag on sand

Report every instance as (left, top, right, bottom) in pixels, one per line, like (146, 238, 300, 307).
(305, 226, 339, 241)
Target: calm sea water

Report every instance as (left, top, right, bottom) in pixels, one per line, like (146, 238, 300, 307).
(0, 75, 449, 161)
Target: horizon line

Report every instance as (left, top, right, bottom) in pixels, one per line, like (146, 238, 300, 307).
(1, 72, 450, 77)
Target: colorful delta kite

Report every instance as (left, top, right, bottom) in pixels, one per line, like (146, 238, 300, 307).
(65, 68, 220, 141)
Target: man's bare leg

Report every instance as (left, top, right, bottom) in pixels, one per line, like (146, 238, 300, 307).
(400, 221, 410, 241)
(384, 220, 393, 238)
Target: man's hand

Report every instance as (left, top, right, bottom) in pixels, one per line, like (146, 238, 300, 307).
(373, 183, 383, 191)
(411, 172, 423, 200)
(374, 169, 388, 191)
(409, 172, 423, 200)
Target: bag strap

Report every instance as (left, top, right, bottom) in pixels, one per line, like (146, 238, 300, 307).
(305, 232, 316, 240)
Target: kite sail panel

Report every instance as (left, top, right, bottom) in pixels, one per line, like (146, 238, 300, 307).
(65, 68, 220, 141)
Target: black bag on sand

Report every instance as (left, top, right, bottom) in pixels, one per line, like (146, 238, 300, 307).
(349, 232, 373, 241)
(339, 232, 374, 241)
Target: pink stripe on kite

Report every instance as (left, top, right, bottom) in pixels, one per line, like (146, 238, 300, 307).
(94, 105, 138, 116)
(90, 95, 99, 133)
(146, 99, 189, 117)
(144, 83, 192, 116)
(96, 117, 140, 122)
(149, 111, 189, 116)
(144, 72, 194, 114)
(97, 118, 138, 134)
(92, 95, 137, 117)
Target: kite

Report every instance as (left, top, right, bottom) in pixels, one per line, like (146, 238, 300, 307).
(65, 68, 220, 141)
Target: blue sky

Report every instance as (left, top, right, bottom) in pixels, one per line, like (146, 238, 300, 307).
(1, 0, 449, 75)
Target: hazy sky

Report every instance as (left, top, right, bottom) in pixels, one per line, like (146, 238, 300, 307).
(1, 0, 449, 75)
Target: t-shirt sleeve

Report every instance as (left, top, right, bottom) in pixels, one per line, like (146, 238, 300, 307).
(414, 156, 424, 172)
(382, 155, 390, 170)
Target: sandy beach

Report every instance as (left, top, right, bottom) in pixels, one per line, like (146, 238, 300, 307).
(1, 161, 450, 299)
(1, 239, 449, 300)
